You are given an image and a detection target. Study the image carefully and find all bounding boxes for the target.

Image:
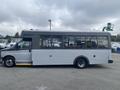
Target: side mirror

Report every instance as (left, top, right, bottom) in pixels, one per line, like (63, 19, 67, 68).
(15, 44, 20, 49)
(29, 44, 32, 52)
(29, 48, 31, 52)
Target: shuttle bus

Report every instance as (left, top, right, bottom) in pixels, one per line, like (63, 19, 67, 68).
(0, 31, 113, 68)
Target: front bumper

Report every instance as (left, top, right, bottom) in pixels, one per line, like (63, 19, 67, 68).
(108, 60, 113, 63)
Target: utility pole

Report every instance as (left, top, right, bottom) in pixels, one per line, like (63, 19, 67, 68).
(48, 19, 51, 31)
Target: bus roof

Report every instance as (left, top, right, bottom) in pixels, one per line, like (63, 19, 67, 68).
(21, 30, 111, 37)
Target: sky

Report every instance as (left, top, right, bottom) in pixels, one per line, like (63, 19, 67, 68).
(0, 0, 120, 36)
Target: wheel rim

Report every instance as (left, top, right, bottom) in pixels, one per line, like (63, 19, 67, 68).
(6, 59, 14, 67)
(77, 60, 86, 68)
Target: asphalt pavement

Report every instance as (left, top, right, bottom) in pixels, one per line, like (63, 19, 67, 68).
(0, 53, 119, 90)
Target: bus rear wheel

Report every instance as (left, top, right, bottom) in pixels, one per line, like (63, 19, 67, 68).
(75, 58, 88, 69)
(3, 56, 15, 67)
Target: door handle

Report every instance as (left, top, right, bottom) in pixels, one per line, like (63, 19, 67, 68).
(93, 55, 96, 58)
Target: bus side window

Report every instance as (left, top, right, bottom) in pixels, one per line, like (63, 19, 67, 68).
(97, 37, 109, 48)
(40, 35, 63, 49)
(91, 41, 97, 48)
(75, 36, 86, 49)
(85, 37, 97, 49)
(91, 37, 97, 48)
(63, 36, 76, 48)
(39, 35, 51, 48)
(63, 36, 69, 48)
(52, 36, 62, 48)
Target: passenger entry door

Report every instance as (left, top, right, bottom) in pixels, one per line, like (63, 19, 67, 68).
(15, 39, 32, 63)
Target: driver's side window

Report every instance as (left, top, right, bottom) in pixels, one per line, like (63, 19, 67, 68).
(17, 41, 31, 50)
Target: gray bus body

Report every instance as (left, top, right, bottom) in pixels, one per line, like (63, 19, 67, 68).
(0, 31, 113, 68)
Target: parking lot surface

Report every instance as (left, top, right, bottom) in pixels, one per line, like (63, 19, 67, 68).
(0, 53, 120, 90)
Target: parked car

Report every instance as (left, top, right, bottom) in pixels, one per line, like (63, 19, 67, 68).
(0, 43, 7, 49)
(111, 42, 120, 53)
(5, 42, 16, 48)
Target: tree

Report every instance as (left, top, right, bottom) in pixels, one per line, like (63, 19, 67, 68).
(14, 32, 19, 38)
(111, 35, 117, 42)
(116, 34, 120, 42)
(5, 35, 11, 43)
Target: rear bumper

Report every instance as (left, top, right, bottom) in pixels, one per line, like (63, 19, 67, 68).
(108, 60, 113, 63)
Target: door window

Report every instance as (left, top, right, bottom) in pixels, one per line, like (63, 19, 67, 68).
(17, 41, 31, 50)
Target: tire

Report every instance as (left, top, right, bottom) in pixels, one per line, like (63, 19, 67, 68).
(75, 58, 88, 69)
(3, 56, 15, 67)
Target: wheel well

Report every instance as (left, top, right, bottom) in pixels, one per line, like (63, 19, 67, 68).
(2, 55, 15, 61)
(74, 56, 89, 65)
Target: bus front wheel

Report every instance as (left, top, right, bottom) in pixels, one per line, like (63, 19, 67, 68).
(3, 56, 15, 67)
(75, 58, 88, 69)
